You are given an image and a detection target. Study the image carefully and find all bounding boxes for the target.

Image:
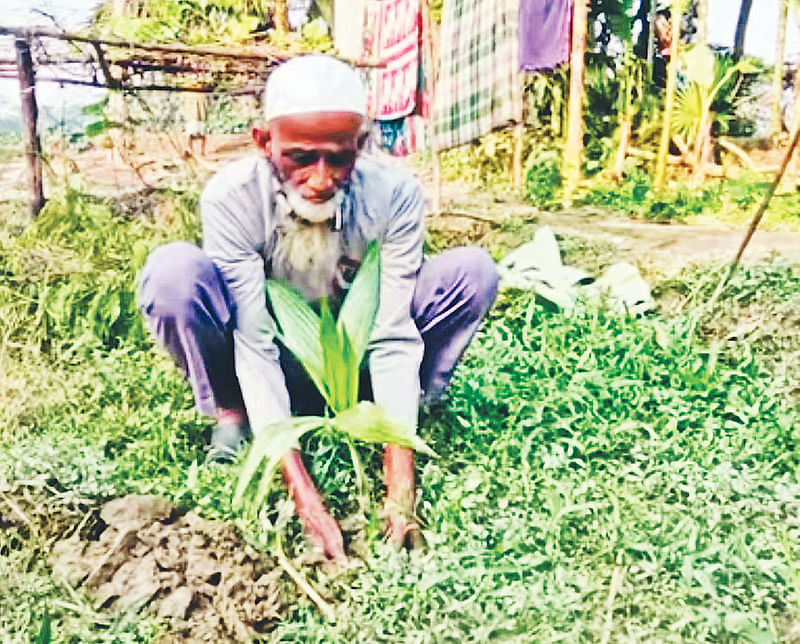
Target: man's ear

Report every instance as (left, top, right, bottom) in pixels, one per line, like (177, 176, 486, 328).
(252, 126, 271, 155)
(357, 129, 370, 151)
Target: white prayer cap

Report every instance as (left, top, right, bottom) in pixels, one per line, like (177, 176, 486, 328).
(263, 54, 367, 122)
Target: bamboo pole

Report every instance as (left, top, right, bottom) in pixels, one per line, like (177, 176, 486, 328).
(15, 38, 44, 217)
(422, 0, 441, 215)
(654, 0, 681, 189)
(563, 0, 588, 205)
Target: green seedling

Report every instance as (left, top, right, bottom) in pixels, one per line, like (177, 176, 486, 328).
(234, 241, 433, 510)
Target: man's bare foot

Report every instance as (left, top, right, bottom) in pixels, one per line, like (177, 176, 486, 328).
(383, 445, 422, 549)
(282, 450, 347, 564)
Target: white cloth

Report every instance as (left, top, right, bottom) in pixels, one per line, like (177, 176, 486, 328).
(498, 226, 654, 315)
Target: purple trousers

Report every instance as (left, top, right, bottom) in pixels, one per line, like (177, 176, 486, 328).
(139, 242, 498, 418)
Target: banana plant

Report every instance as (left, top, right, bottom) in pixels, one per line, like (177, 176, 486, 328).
(234, 241, 434, 510)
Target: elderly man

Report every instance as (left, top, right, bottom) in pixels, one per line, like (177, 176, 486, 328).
(139, 55, 497, 561)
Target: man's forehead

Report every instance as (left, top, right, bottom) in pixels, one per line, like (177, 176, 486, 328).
(269, 112, 363, 145)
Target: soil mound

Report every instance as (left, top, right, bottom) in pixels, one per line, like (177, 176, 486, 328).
(50, 495, 287, 642)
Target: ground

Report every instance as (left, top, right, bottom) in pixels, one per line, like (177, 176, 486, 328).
(2, 134, 800, 642)
(5, 131, 800, 270)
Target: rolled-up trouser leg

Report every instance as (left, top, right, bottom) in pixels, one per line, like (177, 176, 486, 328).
(138, 241, 245, 416)
(412, 246, 499, 396)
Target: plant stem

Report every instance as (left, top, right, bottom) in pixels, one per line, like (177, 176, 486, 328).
(347, 438, 368, 513)
(275, 533, 336, 622)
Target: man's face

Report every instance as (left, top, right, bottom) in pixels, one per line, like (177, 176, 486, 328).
(253, 112, 362, 203)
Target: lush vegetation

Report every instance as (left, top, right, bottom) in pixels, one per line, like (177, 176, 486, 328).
(1, 185, 800, 641)
(3, 1, 800, 640)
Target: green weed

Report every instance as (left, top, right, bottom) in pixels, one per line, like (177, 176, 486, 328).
(2, 189, 800, 642)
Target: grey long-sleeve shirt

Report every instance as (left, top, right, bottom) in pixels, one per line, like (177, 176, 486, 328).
(200, 154, 426, 433)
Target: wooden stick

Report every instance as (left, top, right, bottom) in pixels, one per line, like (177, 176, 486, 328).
(275, 534, 336, 622)
(512, 121, 524, 191)
(0, 24, 383, 68)
(705, 120, 800, 310)
(14, 38, 44, 217)
(0, 24, 287, 62)
(0, 74, 260, 94)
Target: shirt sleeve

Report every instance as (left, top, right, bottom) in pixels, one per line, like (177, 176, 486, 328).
(200, 179, 292, 435)
(367, 176, 426, 428)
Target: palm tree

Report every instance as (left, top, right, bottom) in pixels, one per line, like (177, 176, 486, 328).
(772, 0, 789, 139)
(733, 0, 753, 59)
(695, 0, 708, 44)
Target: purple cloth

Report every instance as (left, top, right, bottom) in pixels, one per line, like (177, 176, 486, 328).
(139, 242, 497, 418)
(519, 0, 571, 72)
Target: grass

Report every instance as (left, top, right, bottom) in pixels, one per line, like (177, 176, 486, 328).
(1, 185, 800, 642)
(579, 169, 800, 231)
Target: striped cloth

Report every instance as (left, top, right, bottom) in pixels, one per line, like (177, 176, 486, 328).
(363, 0, 421, 120)
(433, 0, 522, 151)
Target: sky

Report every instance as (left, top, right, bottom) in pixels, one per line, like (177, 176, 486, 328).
(708, 0, 800, 63)
(0, 0, 103, 129)
(0, 0, 796, 131)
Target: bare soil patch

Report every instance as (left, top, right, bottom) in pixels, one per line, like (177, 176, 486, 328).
(49, 495, 287, 642)
(432, 185, 800, 272)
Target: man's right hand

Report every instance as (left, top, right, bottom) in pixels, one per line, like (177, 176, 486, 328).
(281, 449, 347, 564)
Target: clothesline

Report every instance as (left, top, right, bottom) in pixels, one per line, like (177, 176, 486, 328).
(312, 0, 572, 156)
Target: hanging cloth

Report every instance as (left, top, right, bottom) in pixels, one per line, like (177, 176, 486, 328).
(433, 0, 522, 151)
(363, 0, 421, 120)
(334, 0, 368, 60)
(519, 0, 571, 72)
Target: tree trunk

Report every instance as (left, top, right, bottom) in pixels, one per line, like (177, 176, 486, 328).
(563, 0, 588, 205)
(274, 0, 288, 34)
(654, 0, 682, 189)
(772, 0, 788, 139)
(611, 116, 632, 181)
(733, 0, 753, 59)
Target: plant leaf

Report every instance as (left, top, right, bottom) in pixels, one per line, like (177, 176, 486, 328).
(682, 44, 716, 90)
(319, 298, 345, 412)
(340, 325, 360, 410)
(331, 402, 436, 457)
(266, 279, 327, 398)
(233, 416, 324, 508)
(338, 241, 381, 364)
(36, 611, 51, 644)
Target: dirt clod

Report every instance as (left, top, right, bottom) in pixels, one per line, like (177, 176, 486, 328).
(50, 495, 287, 642)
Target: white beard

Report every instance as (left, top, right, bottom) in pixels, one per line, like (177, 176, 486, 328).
(272, 188, 343, 302)
(283, 182, 343, 224)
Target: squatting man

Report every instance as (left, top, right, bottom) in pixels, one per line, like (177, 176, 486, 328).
(139, 55, 498, 561)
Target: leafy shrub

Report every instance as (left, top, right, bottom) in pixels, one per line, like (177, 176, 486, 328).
(0, 186, 199, 356)
(581, 166, 722, 221)
(524, 151, 563, 209)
